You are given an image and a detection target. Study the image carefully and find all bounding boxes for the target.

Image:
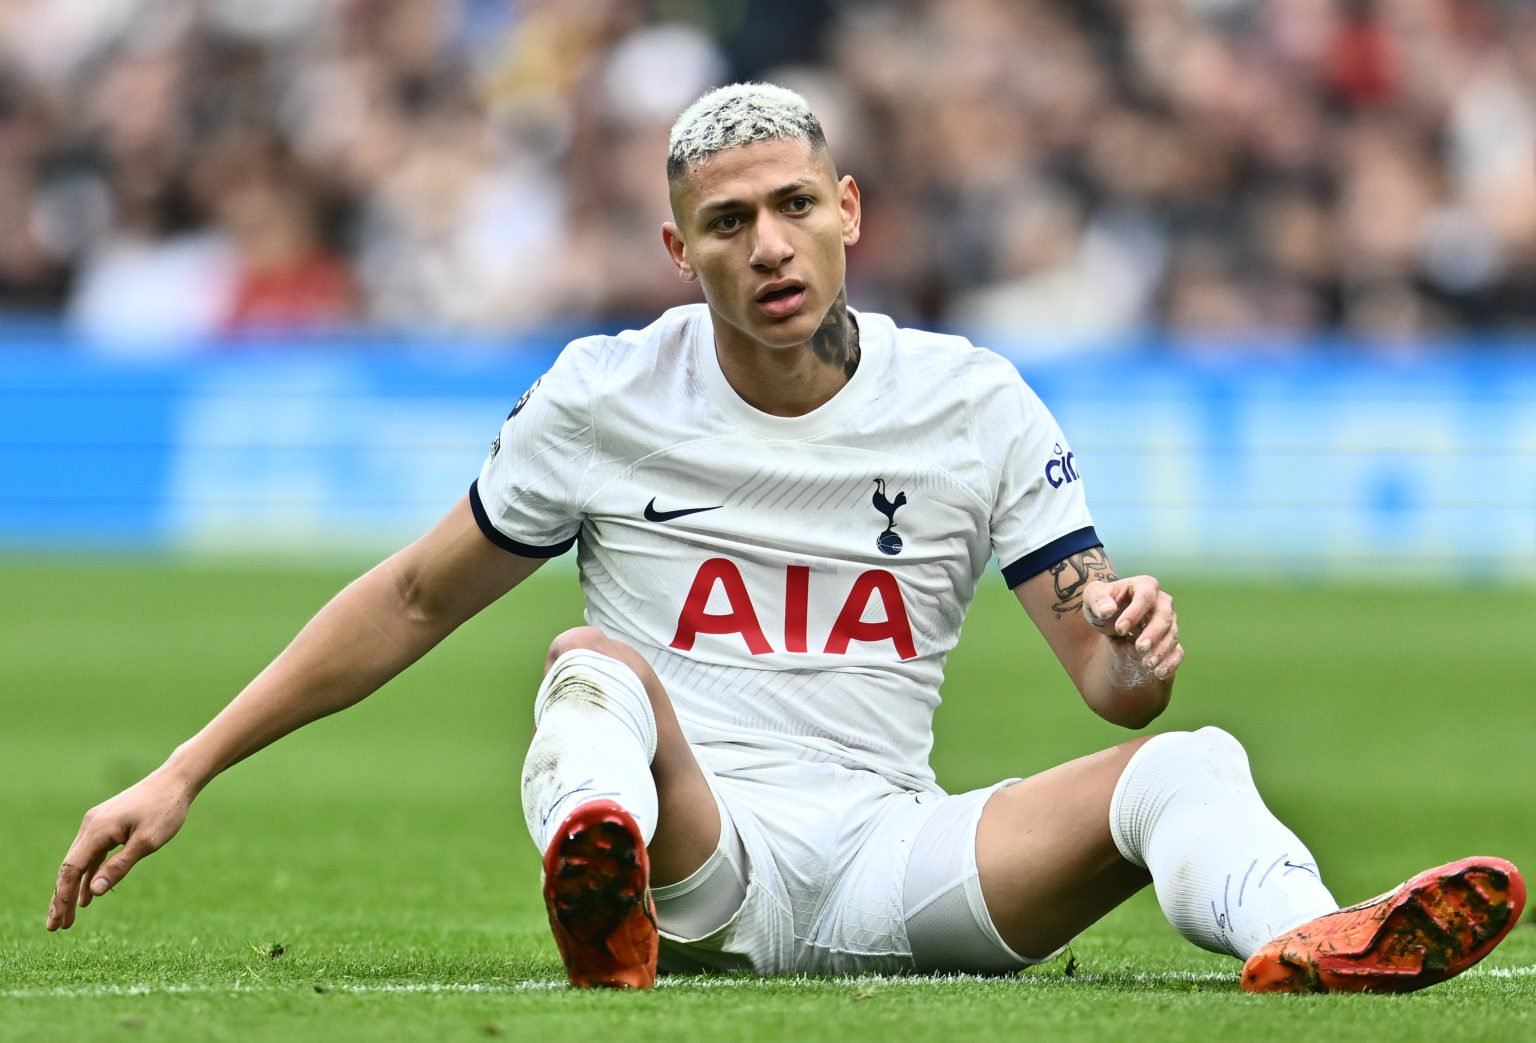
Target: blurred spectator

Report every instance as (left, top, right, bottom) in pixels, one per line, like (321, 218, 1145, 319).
(0, 0, 1533, 349)
(197, 133, 356, 333)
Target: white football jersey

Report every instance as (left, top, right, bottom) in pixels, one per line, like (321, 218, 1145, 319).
(474, 304, 1097, 791)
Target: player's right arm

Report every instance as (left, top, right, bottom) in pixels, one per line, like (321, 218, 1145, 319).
(47, 494, 542, 931)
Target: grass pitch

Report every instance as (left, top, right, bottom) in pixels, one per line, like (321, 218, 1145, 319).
(2, 558, 1533, 1042)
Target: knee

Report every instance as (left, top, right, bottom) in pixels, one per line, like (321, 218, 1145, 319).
(1123, 726, 1253, 794)
(1187, 726, 1250, 779)
(1142, 725, 1247, 774)
(543, 627, 660, 706)
(545, 626, 620, 670)
(1110, 727, 1254, 867)
(1192, 725, 1244, 753)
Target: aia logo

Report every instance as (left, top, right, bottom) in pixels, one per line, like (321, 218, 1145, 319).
(871, 478, 907, 556)
(1045, 444, 1080, 488)
(670, 558, 916, 660)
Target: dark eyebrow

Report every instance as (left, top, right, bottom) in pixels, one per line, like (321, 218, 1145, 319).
(696, 179, 816, 219)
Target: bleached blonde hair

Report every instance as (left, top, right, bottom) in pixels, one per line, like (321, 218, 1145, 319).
(666, 82, 828, 182)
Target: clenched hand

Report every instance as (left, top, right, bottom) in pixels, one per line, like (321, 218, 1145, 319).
(1082, 575, 1184, 683)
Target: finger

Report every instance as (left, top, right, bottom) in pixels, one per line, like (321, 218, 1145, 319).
(1081, 581, 1112, 627)
(1083, 578, 1130, 630)
(1146, 622, 1179, 664)
(48, 858, 85, 931)
(1144, 631, 1180, 676)
(49, 826, 103, 931)
(1153, 643, 1185, 681)
(1133, 597, 1174, 656)
(76, 849, 110, 909)
(1113, 580, 1159, 638)
(90, 838, 151, 898)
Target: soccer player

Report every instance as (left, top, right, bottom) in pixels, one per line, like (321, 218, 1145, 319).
(48, 84, 1523, 993)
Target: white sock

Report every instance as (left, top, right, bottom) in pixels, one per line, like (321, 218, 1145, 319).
(521, 649, 659, 852)
(1109, 727, 1338, 959)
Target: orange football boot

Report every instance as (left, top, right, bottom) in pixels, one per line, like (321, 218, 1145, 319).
(542, 799, 658, 989)
(1242, 856, 1525, 993)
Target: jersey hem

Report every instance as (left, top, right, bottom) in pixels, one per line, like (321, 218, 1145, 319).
(468, 479, 577, 558)
(1000, 526, 1101, 588)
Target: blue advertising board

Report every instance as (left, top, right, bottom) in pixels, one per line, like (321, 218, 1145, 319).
(3, 329, 1532, 577)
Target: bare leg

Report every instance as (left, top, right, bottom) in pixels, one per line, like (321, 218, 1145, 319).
(979, 728, 1341, 962)
(974, 738, 1153, 958)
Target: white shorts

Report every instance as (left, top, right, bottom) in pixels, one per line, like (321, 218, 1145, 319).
(651, 747, 1043, 975)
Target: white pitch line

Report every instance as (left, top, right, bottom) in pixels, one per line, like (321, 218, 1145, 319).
(2, 965, 1533, 1000)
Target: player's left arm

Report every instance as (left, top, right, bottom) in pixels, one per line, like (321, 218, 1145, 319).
(1014, 546, 1182, 728)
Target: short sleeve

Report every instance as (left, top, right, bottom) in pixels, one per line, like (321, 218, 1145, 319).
(979, 364, 1100, 587)
(470, 343, 597, 557)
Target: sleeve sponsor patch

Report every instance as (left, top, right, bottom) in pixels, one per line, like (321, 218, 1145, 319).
(510, 376, 543, 418)
(490, 375, 546, 459)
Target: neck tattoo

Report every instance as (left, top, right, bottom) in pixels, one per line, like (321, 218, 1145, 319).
(809, 289, 860, 380)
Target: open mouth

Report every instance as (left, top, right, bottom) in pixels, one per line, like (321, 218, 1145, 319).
(755, 283, 806, 319)
(757, 284, 803, 304)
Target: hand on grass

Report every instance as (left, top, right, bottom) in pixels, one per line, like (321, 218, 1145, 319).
(1082, 575, 1184, 683)
(47, 771, 193, 931)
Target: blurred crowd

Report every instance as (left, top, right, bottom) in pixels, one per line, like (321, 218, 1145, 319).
(1, 0, 1533, 349)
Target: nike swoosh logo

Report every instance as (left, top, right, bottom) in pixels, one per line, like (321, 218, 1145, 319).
(644, 498, 723, 523)
(540, 782, 596, 828)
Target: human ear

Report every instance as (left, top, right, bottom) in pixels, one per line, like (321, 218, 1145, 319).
(839, 175, 862, 247)
(662, 222, 697, 282)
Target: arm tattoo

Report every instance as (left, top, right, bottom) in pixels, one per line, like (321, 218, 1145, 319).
(809, 288, 860, 379)
(1049, 547, 1118, 617)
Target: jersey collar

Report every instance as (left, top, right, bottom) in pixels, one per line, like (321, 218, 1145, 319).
(694, 307, 884, 439)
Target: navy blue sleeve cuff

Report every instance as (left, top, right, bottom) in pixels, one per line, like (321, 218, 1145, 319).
(1000, 526, 1102, 588)
(468, 479, 577, 559)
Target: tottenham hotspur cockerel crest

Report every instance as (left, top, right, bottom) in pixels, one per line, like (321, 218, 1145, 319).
(871, 478, 907, 556)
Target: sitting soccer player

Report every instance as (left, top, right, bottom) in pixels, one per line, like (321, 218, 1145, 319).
(48, 84, 1524, 994)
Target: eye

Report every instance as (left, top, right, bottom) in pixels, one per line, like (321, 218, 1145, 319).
(711, 213, 742, 233)
(784, 195, 813, 214)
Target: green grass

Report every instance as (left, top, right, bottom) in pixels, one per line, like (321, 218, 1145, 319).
(2, 559, 1533, 1042)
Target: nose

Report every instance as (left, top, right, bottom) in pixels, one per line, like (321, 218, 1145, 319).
(748, 212, 794, 271)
